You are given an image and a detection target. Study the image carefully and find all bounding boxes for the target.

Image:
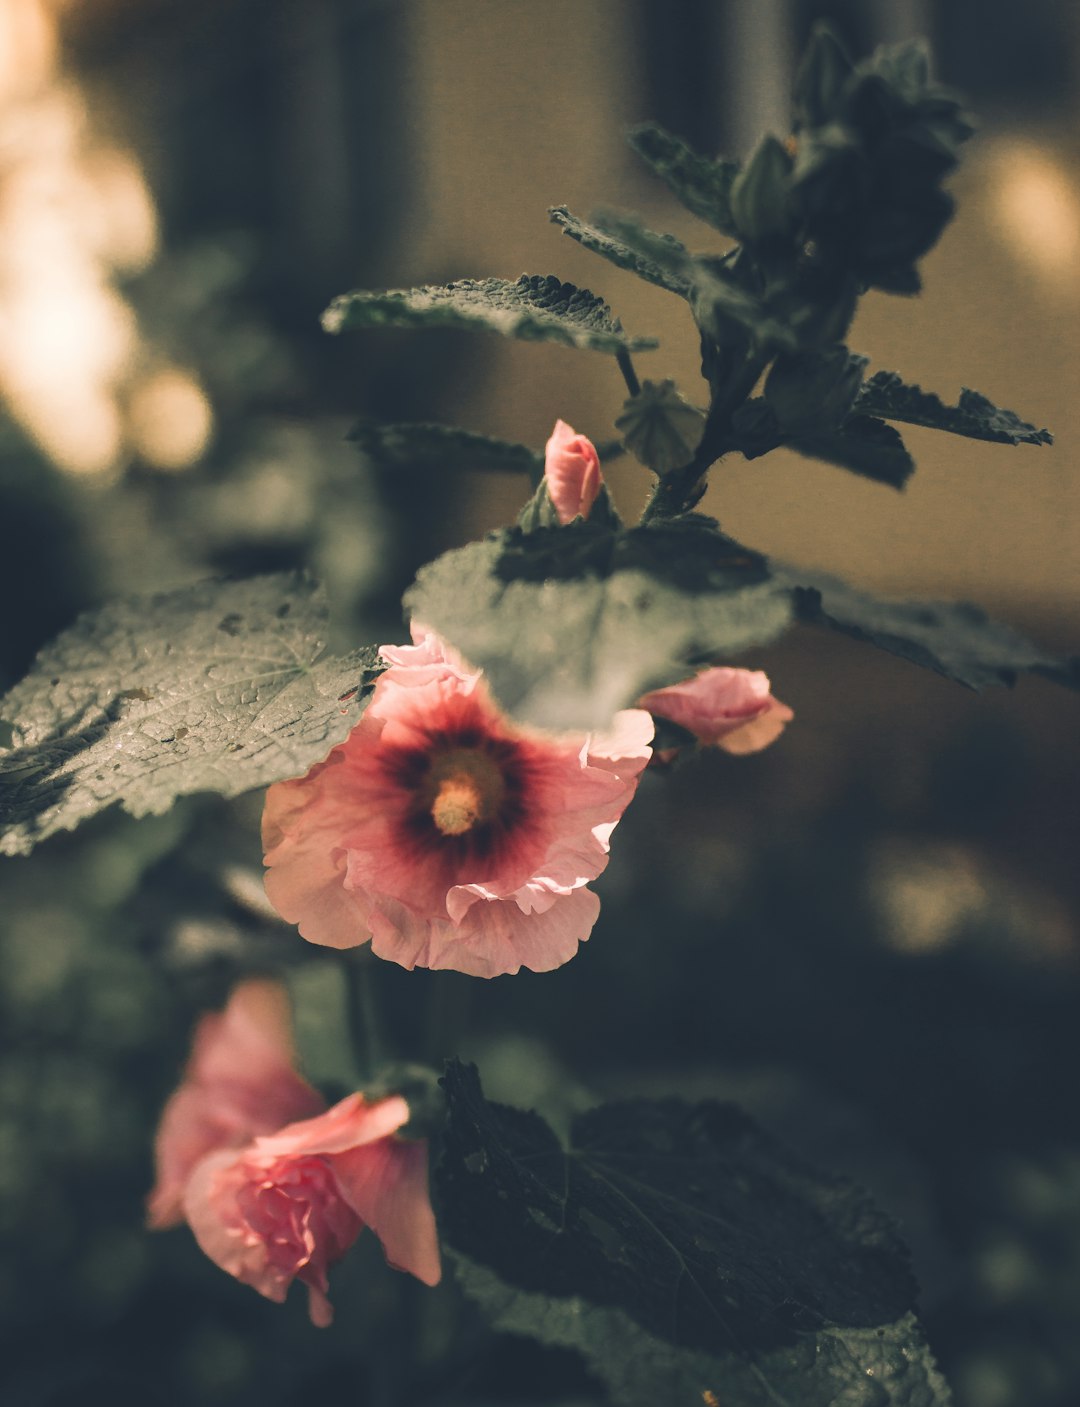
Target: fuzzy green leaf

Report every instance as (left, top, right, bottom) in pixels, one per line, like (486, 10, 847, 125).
(404, 521, 792, 728)
(322, 274, 657, 354)
(440, 1060, 952, 1407)
(791, 415, 915, 489)
(0, 574, 379, 856)
(856, 372, 1053, 446)
(627, 123, 741, 237)
(775, 561, 1080, 691)
(350, 421, 543, 479)
(549, 206, 692, 297)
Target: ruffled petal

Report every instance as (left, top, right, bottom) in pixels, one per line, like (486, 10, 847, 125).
(147, 982, 323, 1229)
(330, 1137, 442, 1287)
(370, 887, 600, 977)
(252, 1092, 411, 1160)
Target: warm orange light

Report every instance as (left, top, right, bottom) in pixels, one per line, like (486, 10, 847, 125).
(127, 368, 214, 471)
(0, 0, 57, 102)
(0, 7, 163, 477)
(986, 137, 1080, 295)
(80, 148, 159, 272)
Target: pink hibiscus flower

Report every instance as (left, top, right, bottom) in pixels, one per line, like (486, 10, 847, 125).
(148, 982, 441, 1326)
(639, 667, 793, 755)
(262, 628, 653, 978)
(543, 418, 603, 524)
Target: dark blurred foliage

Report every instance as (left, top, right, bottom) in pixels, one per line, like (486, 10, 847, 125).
(2, 3, 1079, 1406)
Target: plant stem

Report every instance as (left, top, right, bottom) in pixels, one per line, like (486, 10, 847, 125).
(347, 950, 383, 1080)
(616, 346, 641, 398)
(640, 347, 768, 523)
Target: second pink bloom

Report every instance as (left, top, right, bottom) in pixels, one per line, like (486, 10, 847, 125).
(639, 667, 793, 755)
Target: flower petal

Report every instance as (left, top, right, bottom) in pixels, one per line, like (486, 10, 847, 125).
(147, 981, 323, 1229)
(252, 1092, 411, 1160)
(331, 1137, 442, 1287)
(369, 886, 601, 977)
(639, 668, 792, 752)
(544, 419, 603, 524)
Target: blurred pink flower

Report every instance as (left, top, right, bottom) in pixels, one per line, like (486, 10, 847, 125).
(263, 628, 653, 978)
(544, 418, 602, 524)
(147, 979, 322, 1230)
(638, 667, 793, 755)
(148, 982, 440, 1326)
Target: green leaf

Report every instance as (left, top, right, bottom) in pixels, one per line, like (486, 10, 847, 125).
(774, 561, 1080, 691)
(855, 372, 1053, 446)
(791, 415, 916, 489)
(322, 274, 657, 355)
(732, 398, 913, 489)
(549, 206, 692, 297)
(615, 379, 706, 473)
(0, 574, 380, 856)
(627, 123, 741, 237)
(349, 421, 543, 480)
(404, 520, 793, 728)
(439, 1060, 952, 1407)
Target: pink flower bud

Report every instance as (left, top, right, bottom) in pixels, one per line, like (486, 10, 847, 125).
(148, 983, 441, 1325)
(543, 419, 603, 524)
(638, 667, 793, 754)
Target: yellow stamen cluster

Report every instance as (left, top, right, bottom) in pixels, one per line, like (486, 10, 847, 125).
(427, 749, 506, 837)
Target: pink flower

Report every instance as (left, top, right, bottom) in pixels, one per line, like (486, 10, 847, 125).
(543, 419, 602, 524)
(148, 983, 441, 1326)
(263, 627, 653, 978)
(147, 979, 323, 1230)
(638, 667, 793, 755)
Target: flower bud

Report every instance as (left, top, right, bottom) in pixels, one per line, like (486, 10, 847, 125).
(543, 419, 602, 524)
(638, 667, 792, 755)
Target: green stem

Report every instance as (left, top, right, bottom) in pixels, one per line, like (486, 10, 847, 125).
(640, 347, 768, 524)
(616, 346, 641, 398)
(347, 950, 383, 1081)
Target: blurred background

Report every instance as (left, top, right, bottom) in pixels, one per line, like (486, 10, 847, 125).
(0, 2, 1078, 1404)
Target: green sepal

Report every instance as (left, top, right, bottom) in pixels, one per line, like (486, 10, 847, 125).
(793, 21, 854, 129)
(615, 379, 706, 474)
(729, 134, 796, 245)
(367, 1062, 446, 1141)
(517, 481, 622, 533)
(764, 346, 868, 434)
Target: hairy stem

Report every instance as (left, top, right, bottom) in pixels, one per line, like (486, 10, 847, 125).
(616, 346, 641, 399)
(641, 347, 769, 523)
